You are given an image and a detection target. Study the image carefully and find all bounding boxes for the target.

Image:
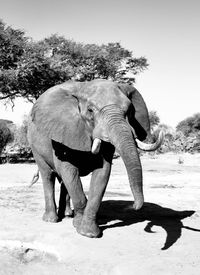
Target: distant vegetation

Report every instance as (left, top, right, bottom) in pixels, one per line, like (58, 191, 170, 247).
(150, 112, 200, 154)
(0, 116, 32, 163)
(1, 111, 200, 164)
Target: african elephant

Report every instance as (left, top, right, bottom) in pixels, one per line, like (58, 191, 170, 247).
(27, 79, 163, 238)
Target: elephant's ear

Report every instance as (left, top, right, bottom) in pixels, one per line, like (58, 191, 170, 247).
(119, 84, 150, 141)
(31, 85, 92, 151)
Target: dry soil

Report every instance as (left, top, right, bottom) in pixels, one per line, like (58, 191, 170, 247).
(0, 153, 200, 274)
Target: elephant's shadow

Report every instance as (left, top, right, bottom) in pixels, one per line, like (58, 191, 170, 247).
(97, 200, 200, 250)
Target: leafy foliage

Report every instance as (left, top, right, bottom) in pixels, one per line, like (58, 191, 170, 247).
(0, 21, 148, 103)
(158, 130, 186, 154)
(174, 113, 200, 153)
(176, 113, 200, 137)
(0, 20, 27, 70)
(3, 116, 32, 163)
(151, 115, 200, 154)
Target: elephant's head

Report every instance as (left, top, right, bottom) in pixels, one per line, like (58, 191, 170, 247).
(31, 79, 163, 210)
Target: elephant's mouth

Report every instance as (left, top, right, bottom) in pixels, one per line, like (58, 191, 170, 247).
(91, 130, 164, 154)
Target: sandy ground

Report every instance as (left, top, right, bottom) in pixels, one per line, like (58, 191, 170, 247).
(0, 153, 200, 275)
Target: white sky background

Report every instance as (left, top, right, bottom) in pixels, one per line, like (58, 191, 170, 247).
(0, 0, 199, 127)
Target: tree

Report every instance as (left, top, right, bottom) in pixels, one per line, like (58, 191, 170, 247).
(0, 33, 72, 102)
(0, 20, 28, 104)
(0, 21, 149, 104)
(39, 36, 148, 83)
(0, 20, 27, 70)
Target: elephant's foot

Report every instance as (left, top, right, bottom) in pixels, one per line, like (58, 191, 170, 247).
(73, 212, 83, 228)
(65, 206, 74, 217)
(58, 206, 74, 220)
(77, 218, 101, 238)
(42, 211, 58, 223)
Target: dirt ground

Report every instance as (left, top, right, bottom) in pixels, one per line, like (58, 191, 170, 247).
(0, 153, 200, 275)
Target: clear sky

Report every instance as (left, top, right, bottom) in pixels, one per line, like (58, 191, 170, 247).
(0, 0, 199, 127)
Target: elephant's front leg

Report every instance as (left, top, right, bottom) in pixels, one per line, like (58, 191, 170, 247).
(78, 156, 113, 238)
(58, 162, 87, 227)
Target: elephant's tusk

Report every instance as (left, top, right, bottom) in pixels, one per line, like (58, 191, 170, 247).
(91, 138, 101, 154)
(135, 130, 164, 151)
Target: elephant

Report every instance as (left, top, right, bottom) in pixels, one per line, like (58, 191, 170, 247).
(27, 79, 163, 238)
(0, 119, 14, 156)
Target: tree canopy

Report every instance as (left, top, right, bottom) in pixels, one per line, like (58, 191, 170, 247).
(0, 20, 148, 104)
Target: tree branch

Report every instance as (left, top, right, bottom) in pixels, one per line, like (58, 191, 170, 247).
(0, 91, 19, 100)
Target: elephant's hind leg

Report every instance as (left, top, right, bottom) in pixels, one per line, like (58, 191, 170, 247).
(57, 181, 74, 220)
(33, 152, 58, 223)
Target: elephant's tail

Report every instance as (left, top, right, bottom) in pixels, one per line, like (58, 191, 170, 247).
(29, 169, 40, 187)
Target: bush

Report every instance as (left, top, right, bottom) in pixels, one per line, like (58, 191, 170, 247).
(0, 116, 33, 163)
(2, 144, 33, 163)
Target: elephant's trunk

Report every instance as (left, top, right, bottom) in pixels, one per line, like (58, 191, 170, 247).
(101, 106, 144, 210)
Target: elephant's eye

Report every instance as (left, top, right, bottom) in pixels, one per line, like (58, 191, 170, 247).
(87, 106, 94, 122)
(88, 107, 93, 113)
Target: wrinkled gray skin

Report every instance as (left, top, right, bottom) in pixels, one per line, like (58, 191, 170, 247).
(28, 79, 160, 238)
